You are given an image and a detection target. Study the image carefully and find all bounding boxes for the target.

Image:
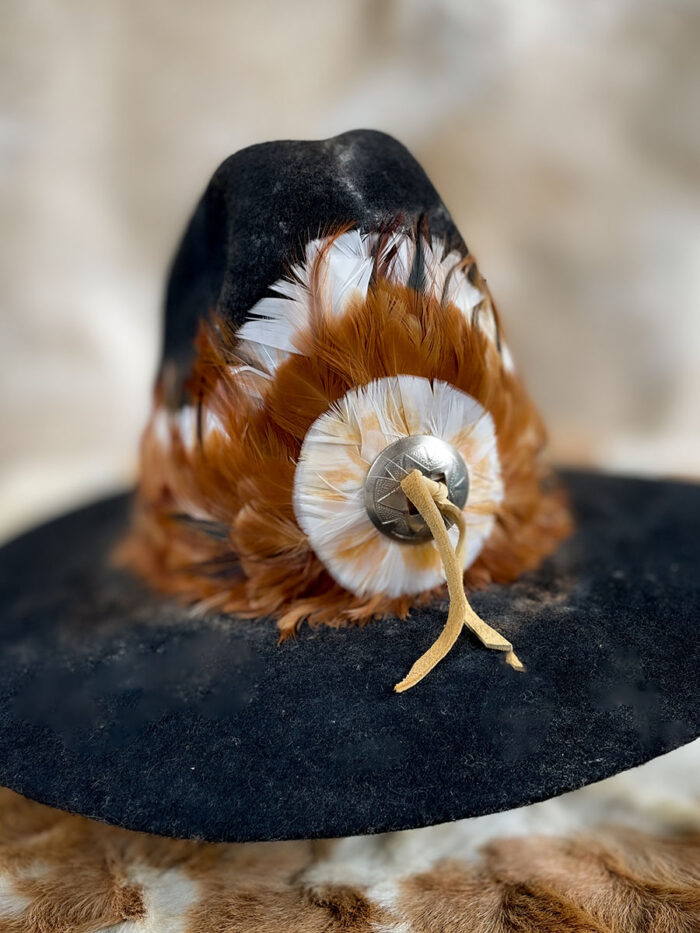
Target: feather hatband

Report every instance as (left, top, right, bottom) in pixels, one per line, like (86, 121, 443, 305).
(119, 224, 571, 644)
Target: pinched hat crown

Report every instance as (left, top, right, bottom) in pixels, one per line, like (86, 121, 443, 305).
(163, 130, 462, 382)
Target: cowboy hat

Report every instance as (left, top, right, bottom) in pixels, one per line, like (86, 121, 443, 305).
(0, 130, 697, 841)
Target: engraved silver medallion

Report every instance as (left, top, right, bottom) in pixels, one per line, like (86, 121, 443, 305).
(364, 435, 469, 542)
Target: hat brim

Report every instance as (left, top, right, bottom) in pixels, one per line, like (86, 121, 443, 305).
(0, 469, 697, 842)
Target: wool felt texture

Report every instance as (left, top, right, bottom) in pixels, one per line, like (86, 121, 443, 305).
(163, 129, 462, 387)
(0, 469, 697, 843)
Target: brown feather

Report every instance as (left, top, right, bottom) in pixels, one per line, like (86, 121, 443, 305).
(118, 236, 572, 632)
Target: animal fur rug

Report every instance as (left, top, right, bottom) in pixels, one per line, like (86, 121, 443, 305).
(0, 742, 698, 932)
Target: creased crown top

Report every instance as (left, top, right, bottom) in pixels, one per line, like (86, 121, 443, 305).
(164, 130, 464, 384)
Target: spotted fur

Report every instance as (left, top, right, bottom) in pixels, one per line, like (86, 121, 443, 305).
(0, 780, 698, 932)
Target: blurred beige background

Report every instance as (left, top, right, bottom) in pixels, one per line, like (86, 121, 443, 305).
(1, 0, 699, 541)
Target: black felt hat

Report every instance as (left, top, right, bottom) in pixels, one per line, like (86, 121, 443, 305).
(0, 130, 698, 843)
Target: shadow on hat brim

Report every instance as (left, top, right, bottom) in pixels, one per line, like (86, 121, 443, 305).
(0, 469, 697, 842)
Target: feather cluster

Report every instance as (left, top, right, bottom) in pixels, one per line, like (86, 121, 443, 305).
(119, 224, 571, 634)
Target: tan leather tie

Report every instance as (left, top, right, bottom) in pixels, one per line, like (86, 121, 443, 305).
(394, 469, 523, 692)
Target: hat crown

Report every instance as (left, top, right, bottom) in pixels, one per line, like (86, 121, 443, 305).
(163, 130, 464, 383)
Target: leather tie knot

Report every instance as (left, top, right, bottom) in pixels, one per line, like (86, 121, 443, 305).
(394, 469, 523, 692)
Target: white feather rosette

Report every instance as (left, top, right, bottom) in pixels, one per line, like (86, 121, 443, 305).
(293, 375, 504, 598)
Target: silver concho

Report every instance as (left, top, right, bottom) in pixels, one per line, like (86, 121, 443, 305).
(364, 435, 469, 542)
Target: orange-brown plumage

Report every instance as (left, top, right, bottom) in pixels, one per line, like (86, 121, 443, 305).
(119, 230, 571, 635)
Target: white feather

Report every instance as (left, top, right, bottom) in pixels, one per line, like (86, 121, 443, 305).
(442, 250, 484, 314)
(383, 231, 416, 283)
(236, 230, 374, 371)
(153, 404, 225, 452)
(231, 230, 508, 397)
(293, 376, 503, 598)
(317, 229, 375, 315)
